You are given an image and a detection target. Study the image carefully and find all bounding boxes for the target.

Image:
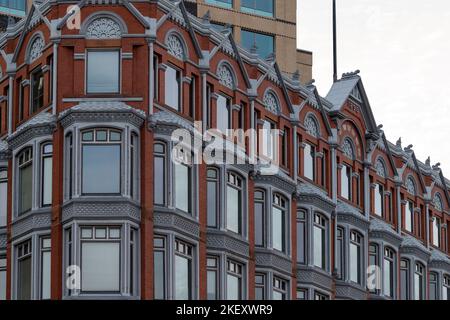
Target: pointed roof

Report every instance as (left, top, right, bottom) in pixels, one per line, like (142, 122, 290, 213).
(273, 62, 294, 114)
(326, 72, 379, 135)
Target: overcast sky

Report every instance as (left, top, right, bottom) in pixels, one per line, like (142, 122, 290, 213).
(297, 0, 450, 173)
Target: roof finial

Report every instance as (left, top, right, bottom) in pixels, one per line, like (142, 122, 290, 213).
(425, 156, 431, 167)
(306, 79, 316, 87)
(433, 163, 441, 171)
(396, 137, 402, 148)
(292, 69, 300, 82)
(404, 144, 413, 152)
(202, 10, 211, 25)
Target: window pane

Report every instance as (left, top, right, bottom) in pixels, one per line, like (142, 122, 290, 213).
(82, 145, 120, 194)
(18, 256, 32, 300)
(81, 242, 120, 292)
(340, 166, 350, 200)
(350, 243, 360, 284)
(383, 259, 393, 297)
(241, 30, 274, 59)
(216, 95, 229, 133)
(297, 221, 305, 264)
(175, 164, 190, 212)
(241, 0, 274, 17)
(42, 156, 52, 206)
(226, 274, 240, 300)
(87, 51, 120, 93)
(207, 270, 217, 300)
(207, 181, 217, 227)
(165, 66, 180, 110)
(0, 268, 5, 300)
(255, 202, 264, 247)
(405, 203, 413, 232)
(375, 184, 383, 216)
(433, 218, 440, 247)
(154, 251, 165, 299)
(19, 164, 32, 214)
(175, 255, 191, 300)
(0, 181, 7, 227)
(205, 0, 232, 9)
(41, 250, 51, 299)
(313, 226, 324, 269)
(272, 206, 284, 251)
(400, 268, 409, 300)
(154, 156, 165, 205)
(304, 144, 314, 180)
(227, 186, 240, 233)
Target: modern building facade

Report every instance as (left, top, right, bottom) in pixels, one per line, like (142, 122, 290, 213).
(0, 0, 449, 301)
(184, 0, 313, 83)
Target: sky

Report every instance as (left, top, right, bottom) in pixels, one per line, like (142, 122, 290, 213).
(297, 0, 450, 173)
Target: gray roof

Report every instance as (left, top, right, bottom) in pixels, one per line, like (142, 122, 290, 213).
(59, 101, 146, 119)
(430, 249, 450, 263)
(369, 217, 398, 236)
(150, 109, 194, 131)
(297, 182, 333, 203)
(336, 200, 363, 217)
(9, 111, 56, 140)
(325, 76, 360, 111)
(401, 235, 428, 251)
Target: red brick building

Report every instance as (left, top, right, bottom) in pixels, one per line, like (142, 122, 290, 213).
(0, 0, 449, 300)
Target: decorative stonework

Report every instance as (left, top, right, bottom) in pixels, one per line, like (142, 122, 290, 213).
(29, 36, 44, 63)
(433, 193, 443, 211)
(166, 34, 185, 60)
(86, 17, 122, 39)
(217, 64, 234, 89)
(406, 177, 416, 195)
(375, 158, 386, 178)
(304, 115, 320, 138)
(263, 91, 279, 114)
(342, 138, 355, 160)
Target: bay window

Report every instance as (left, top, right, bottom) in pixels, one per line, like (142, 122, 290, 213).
(340, 165, 351, 200)
(444, 275, 450, 300)
(86, 50, 120, 94)
(207, 168, 220, 228)
(18, 148, 33, 215)
(17, 240, 32, 300)
(81, 129, 121, 195)
(0, 169, 6, 227)
(226, 260, 243, 300)
(255, 190, 265, 247)
(400, 259, 410, 300)
(383, 247, 395, 298)
(165, 65, 181, 111)
(296, 211, 306, 264)
(272, 193, 287, 252)
(174, 240, 193, 300)
(313, 213, 327, 270)
(349, 231, 362, 285)
(0, 257, 6, 300)
(414, 262, 425, 300)
(272, 277, 287, 300)
(174, 149, 192, 214)
(207, 257, 219, 300)
(153, 236, 166, 299)
(374, 183, 383, 217)
(255, 273, 266, 300)
(80, 226, 121, 293)
(154, 142, 166, 205)
(41, 143, 53, 206)
(304, 143, 315, 181)
(40, 237, 51, 299)
(226, 172, 243, 234)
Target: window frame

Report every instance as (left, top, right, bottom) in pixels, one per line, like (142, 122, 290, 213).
(255, 189, 266, 247)
(207, 168, 220, 229)
(226, 260, 243, 300)
(86, 49, 121, 94)
(17, 147, 33, 216)
(383, 247, 395, 298)
(303, 143, 315, 181)
(313, 213, 327, 271)
(164, 64, 182, 111)
(272, 193, 287, 253)
(30, 66, 44, 114)
(40, 142, 53, 207)
(174, 239, 194, 300)
(349, 231, 362, 285)
(0, 168, 7, 227)
(226, 172, 244, 235)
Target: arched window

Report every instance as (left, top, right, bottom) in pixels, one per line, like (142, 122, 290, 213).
(433, 193, 443, 212)
(263, 90, 280, 114)
(375, 158, 387, 178)
(86, 17, 122, 39)
(28, 35, 44, 63)
(304, 115, 320, 138)
(342, 138, 355, 160)
(217, 62, 235, 89)
(166, 33, 186, 60)
(18, 148, 33, 215)
(406, 176, 416, 196)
